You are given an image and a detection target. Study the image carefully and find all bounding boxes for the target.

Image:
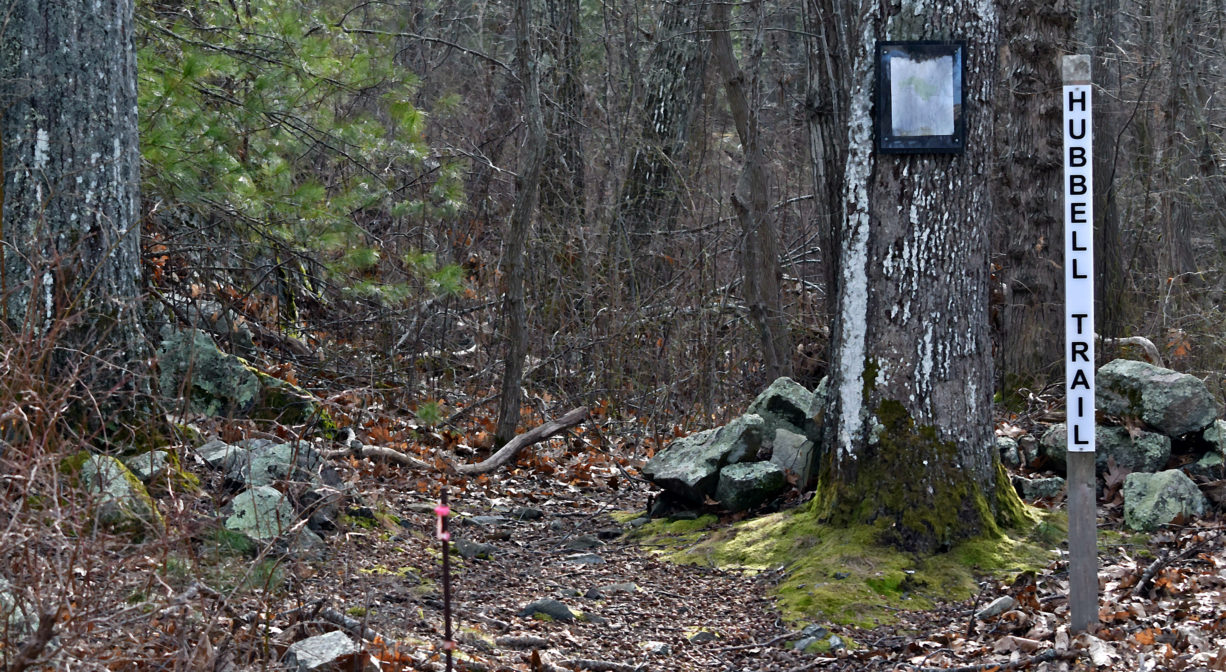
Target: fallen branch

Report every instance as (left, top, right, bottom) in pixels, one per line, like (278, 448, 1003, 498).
(906, 647, 1079, 672)
(321, 444, 433, 470)
(1096, 334, 1163, 367)
(559, 659, 645, 672)
(453, 407, 588, 475)
(1131, 541, 1208, 597)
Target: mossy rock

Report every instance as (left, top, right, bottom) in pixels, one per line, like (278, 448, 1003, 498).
(71, 452, 164, 533)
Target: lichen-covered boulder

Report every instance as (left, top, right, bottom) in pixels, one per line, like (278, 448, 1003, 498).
(159, 328, 261, 417)
(158, 328, 325, 425)
(996, 436, 1022, 468)
(1039, 423, 1170, 476)
(1012, 475, 1066, 500)
(197, 438, 326, 488)
(79, 454, 163, 530)
(1203, 420, 1226, 455)
(283, 631, 365, 671)
(123, 450, 171, 483)
(1097, 359, 1220, 437)
(225, 486, 296, 541)
(1096, 426, 1171, 474)
(748, 377, 819, 442)
(643, 414, 764, 503)
(770, 428, 817, 490)
(715, 461, 786, 512)
(1123, 470, 1208, 531)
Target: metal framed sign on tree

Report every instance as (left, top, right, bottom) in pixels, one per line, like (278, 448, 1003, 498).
(811, 0, 1024, 553)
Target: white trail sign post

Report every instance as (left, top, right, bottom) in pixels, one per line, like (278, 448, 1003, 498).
(1063, 54, 1097, 633)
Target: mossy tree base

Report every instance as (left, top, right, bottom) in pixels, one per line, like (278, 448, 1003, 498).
(812, 399, 1027, 554)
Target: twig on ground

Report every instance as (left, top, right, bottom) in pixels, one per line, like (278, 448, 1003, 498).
(321, 443, 433, 470)
(902, 647, 1080, 671)
(1131, 541, 1208, 597)
(453, 407, 588, 474)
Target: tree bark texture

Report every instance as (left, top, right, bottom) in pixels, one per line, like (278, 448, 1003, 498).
(815, 0, 1007, 553)
(0, 0, 147, 400)
(990, 0, 1074, 393)
(495, 0, 548, 445)
(804, 0, 852, 331)
(710, 0, 792, 381)
(614, 0, 709, 293)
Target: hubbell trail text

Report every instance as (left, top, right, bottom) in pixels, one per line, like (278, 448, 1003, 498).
(1063, 56, 1094, 453)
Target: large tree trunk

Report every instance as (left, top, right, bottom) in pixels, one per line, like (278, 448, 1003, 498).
(613, 0, 709, 294)
(710, 0, 792, 381)
(814, 0, 1012, 553)
(495, 0, 548, 445)
(990, 0, 1074, 394)
(0, 0, 147, 413)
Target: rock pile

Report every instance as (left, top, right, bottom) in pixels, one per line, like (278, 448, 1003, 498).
(643, 377, 823, 512)
(1013, 359, 1223, 530)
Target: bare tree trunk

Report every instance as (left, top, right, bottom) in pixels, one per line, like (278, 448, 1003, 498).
(990, 0, 1074, 394)
(495, 0, 547, 445)
(815, 0, 1012, 553)
(0, 0, 148, 418)
(803, 0, 851, 334)
(709, 0, 791, 380)
(614, 0, 709, 294)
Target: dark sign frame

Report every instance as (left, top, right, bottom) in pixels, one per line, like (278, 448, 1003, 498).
(876, 41, 966, 154)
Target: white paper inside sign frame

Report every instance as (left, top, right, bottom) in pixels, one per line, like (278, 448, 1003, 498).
(875, 40, 967, 154)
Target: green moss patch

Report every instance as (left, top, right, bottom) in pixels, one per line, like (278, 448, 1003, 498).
(622, 505, 1060, 629)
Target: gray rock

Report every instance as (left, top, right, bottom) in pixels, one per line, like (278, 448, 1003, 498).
(454, 538, 498, 560)
(642, 414, 765, 503)
(158, 329, 261, 417)
(564, 535, 604, 551)
(602, 582, 638, 594)
(563, 553, 605, 565)
(748, 377, 819, 442)
(996, 436, 1022, 468)
(1097, 359, 1220, 437)
(243, 442, 323, 487)
(1204, 420, 1226, 455)
(0, 576, 34, 641)
(158, 328, 323, 424)
(197, 439, 245, 471)
(690, 630, 718, 644)
(827, 635, 846, 651)
(225, 486, 296, 541)
(770, 429, 817, 490)
(640, 641, 671, 655)
(1184, 451, 1225, 481)
(975, 595, 1016, 620)
(715, 461, 787, 512)
(1039, 423, 1171, 476)
(510, 506, 544, 521)
(123, 450, 171, 483)
(463, 515, 509, 527)
(283, 631, 364, 671)
(1096, 426, 1172, 474)
(80, 454, 162, 530)
(1123, 470, 1209, 531)
(1013, 476, 1066, 500)
(519, 598, 575, 621)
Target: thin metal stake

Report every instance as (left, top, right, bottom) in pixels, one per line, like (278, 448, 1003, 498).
(435, 490, 454, 671)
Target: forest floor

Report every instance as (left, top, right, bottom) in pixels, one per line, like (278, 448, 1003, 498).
(172, 402, 1226, 672)
(7, 398, 1226, 671)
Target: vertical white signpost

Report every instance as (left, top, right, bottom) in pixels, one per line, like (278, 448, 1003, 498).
(1063, 54, 1097, 633)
